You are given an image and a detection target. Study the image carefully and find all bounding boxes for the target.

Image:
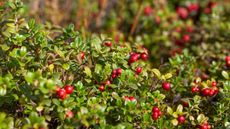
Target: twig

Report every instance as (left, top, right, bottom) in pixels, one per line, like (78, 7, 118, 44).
(130, 3, 143, 36)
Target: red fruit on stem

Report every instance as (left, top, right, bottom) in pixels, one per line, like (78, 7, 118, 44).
(55, 86, 61, 92)
(175, 27, 182, 33)
(158, 111, 162, 116)
(66, 111, 74, 118)
(104, 41, 112, 47)
(188, 3, 199, 12)
(129, 96, 136, 101)
(112, 69, 117, 75)
(80, 52, 85, 59)
(182, 101, 189, 107)
(105, 80, 111, 85)
(176, 7, 189, 19)
(214, 89, 219, 95)
(183, 34, 190, 42)
(175, 39, 185, 46)
(140, 53, 148, 61)
(226, 56, 230, 67)
(144, 6, 152, 16)
(129, 53, 139, 64)
(155, 16, 161, 24)
(135, 67, 142, 74)
(57, 89, 67, 100)
(191, 86, 200, 93)
(209, 89, 215, 96)
(111, 74, 117, 79)
(152, 112, 159, 120)
(178, 115, 186, 123)
(116, 68, 122, 76)
(211, 81, 217, 87)
(64, 85, 74, 94)
(162, 82, 171, 90)
(204, 7, 211, 14)
(186, 26, 194, 33)
(202, 88, 210, 96)
(208, 1, 217, 9)
(152, 106, 160, 112)
(124, 96, 129, 101)
(99, 85, 105, 92)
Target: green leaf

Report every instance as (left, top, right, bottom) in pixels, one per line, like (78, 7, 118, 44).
(197, 114, 206, 124)
(95, 64, 102, 74)
(84, 67, 92, 78)
(167, 106, 173, 115)
(152, 68, 161, 78)
(171, 119, 178, 126)
(62, 63, 70, 70)
(222, 71, 229, 79)
(176, 104, 183, 114)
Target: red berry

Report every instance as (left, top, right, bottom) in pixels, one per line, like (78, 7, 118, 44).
(191, 86, 200, 93)
(152, 112, 159, 120)
(129, 96, 136, 101)
(129, 53, 139, 64)
(116, 68, 122, 76)
(183, 34, 190, 42)
(65, 111, 74, 118)
(208, 1, 217, 9)
(178, 115, 186, 123)
(200, 122, 211, 129)
(152, 106, 160, 112)
(158, 111, 162, 116)
(186, 26, 194, 33)
(176, 7, 189, 19)
(175, 39, 185, 46)
(226, 56, 230, 67)
(214, 89, 219, 95)
(182, 101, 189, 107)
(55, 86, 61, 92)
(144, 6, 152, 16)
(104, 41, 112, 47)
(124, 96, 129, 101)
(80, 52, 85, 59)
(140, 53, 148, 61)
(209, 89, 215, 96)
(188, 3, 199, 12)
(111, 74, 117, 79)
(57, 89, 67, 100)
(175, 27, 182, 33)
(135, 67, 142, 74)
(204, 7, 211, 14)
(99, 85, 105, 92)
(202, 88, 210, 96)
(162, 82, 171, 90)
(211, 81, 217, 87)
(64, 85, 74, 94)
(112, 69, 117, 75)
(105, 80, 111, 85)
(155, 16, 161, 24)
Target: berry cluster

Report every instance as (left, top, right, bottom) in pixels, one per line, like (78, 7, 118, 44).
(199, 122, 211, 129)
(191, 81, 219, 97)
(111, 68, 122, 79)
(151, 106, 162, 120)
(177, 1, 216, 20)
(98, 80, 111, 92)
(123, 96, 136, 102)
(56, 85, 74, 100)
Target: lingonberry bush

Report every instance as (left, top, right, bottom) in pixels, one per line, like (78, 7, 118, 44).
(0, 0, 229, 129)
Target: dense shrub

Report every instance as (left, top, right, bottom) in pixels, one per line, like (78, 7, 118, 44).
(0, 0, 229, 129)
